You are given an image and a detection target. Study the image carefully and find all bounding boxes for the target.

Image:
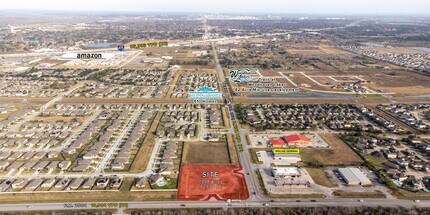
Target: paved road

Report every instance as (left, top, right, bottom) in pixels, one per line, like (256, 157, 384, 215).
(0, 198, 428, 212)
(1, 20, 429, 212)
(211, 42, 226, 82)
(209, 27, 264, 203)
(95, 109, 143, 173)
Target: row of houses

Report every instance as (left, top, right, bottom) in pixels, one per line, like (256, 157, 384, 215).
(62, 118, 105, 156)
(0, 176, 122, 192)
(40, 110, 93, 117)
(0, 103, 16, 114)
(154, 141, 178, 176)
(163, 110, 199, 123)
(0, 160, 71, 172)
(243, 104, 365, 130)
(331, 82, 370, 94)
(0, 79, 66, 98)
(172, 74, 218, 98)
(0, 109, 31, 131)
(74, 83, 159, 99)
(206, 107, 223, 128)
(357, 106, 403, 133)
(71, 111, 126, 172)
(110, 111, 153, 170)
(354, 135, 429, 172)
(68, 110, 153, 172)
(0, 138, 58, 148)
(378, 104, 430, 131)
(157, 124, 196, 139)
(53, 103, 161, 111)
(0, 150, 55, 160)
(341, 45, 430, 70)
(21, 121, 80, 131)
(108, 69, 174, 87)
(352, 134, 430, 191)
(157, 111, 198, 139)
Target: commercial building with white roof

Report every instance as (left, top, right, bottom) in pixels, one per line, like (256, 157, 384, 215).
(338, 167, 372, 186)
(271, 167, 301, 178)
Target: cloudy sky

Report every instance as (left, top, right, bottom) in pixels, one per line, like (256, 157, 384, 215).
(1, 0, 429, 14)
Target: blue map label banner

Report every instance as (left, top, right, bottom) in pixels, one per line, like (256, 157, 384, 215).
(189, 86, 223, 103)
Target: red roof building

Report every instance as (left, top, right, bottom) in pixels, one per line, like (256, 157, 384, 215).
(282, 134, 311, 145)
(269, 139, 286, 147)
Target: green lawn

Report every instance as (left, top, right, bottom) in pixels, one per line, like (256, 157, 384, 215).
(119, 178, 135, 191)
(333, 190, 386, 198)
(269, 193, 326, 199)
(396, 189, 430, 200)
(254, 170, 267, 194)
(365, 155, 388, 170)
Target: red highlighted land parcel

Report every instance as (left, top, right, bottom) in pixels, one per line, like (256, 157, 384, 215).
(177, 164, 249, 201)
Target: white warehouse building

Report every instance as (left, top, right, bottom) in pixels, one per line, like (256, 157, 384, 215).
(338, 167, 372, 186)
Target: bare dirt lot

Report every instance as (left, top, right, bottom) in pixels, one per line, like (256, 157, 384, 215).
(177, 164, 249, 201)
(182, 141, 230, 164)
(259, 70, 282, 77)
(311, 76, 335, 85)
(334, 76, 361, 82)
(283, 72, 320, 88)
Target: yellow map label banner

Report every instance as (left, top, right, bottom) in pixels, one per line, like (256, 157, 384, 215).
(273, 148, 300, 154)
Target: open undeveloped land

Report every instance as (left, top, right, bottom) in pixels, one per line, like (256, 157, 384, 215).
(304, 70, 430, 96)
(287, 45, 353, 56)
(226, 134, 239, 164)
(182, 141, 231, 164)
(0, 190, 177, 203)
(301, 133, 363, 166)
(306, 168, 338, 188)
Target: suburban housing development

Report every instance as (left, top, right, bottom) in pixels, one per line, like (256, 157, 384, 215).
(0, 1, 430, 214)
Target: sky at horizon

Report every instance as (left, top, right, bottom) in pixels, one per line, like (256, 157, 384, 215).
(1, 0, 430, 15)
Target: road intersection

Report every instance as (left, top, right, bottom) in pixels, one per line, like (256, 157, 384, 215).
(1, 20, 430, 213)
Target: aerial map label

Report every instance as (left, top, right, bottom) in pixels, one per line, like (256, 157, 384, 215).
(229, 68, 300, 93)
(189, 86, 223, 103)
(273, 148, 300, 154)
(129, 41, 168, 49)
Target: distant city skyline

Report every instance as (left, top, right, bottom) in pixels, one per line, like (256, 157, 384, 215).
(1, 0, 430, 15)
